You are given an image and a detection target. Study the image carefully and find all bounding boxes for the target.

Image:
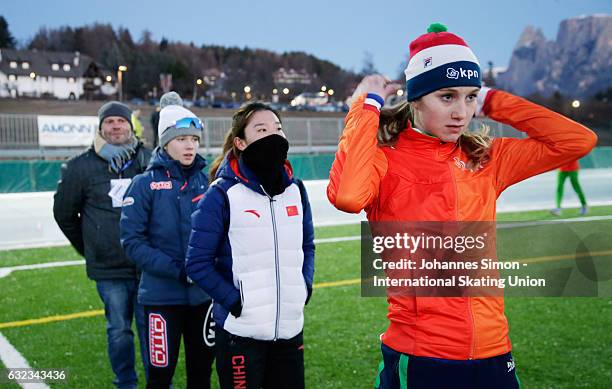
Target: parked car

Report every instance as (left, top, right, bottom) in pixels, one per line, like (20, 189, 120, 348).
(291, 92, 329, 107)
(128, 97, 145, 106)
(314, 104, 341, 112)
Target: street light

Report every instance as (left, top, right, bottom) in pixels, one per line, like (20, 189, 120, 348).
(571, 99, 580, 109)
(194, 78, 203, 102)
(282, 88, 290, 95)
(105, 75, 112, 82)
(321, 85, 327, 92)
(327, 89, 334, 96)
(243, 86, 252, 101)
(272, 88, 279, 103)
(117, 65, 127, 101)
(29, 72, 36, 79)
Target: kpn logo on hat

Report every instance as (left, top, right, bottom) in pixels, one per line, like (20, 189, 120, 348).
(404, 23, 481, 101)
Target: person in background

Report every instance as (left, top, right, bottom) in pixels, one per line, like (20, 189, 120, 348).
(150, 107, 161, 148)
(131, 109, 144, 140)
(53, 101, 151, 389)
(186, 102, 315, 389)
(551, 159, 588, 216)
(121, 92, 215, 388)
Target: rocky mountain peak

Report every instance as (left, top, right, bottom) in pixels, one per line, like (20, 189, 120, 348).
(497, 15, 611, 98)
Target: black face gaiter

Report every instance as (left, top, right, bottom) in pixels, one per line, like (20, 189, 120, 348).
(241, 134, 289, 197)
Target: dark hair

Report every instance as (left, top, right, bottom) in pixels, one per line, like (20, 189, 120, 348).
(208, 102, 282, 181)
(378, 101, 492, 170)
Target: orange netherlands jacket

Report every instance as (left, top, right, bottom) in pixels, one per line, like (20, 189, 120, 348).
(327, 89, 597, 360)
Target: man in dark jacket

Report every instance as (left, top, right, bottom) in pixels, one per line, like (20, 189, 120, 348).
(53, 101, 151, 389)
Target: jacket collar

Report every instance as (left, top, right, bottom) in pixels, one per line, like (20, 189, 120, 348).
(147, 147, 207, 179)
(395, 126, 459, 160)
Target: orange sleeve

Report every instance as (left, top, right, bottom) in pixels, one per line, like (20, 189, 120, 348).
(327, 94, 388, 213)
(559, 159, 580, 172)
(484, 90, 597, 194)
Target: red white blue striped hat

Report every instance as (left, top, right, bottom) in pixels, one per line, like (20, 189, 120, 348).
(404, 23, 481, 101)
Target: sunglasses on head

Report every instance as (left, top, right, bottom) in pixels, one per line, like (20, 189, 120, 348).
(172, 117, 203, 130)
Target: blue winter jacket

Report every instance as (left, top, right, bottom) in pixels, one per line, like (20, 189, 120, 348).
(120, 148, 210, 306)
(186, 152, 315, 340)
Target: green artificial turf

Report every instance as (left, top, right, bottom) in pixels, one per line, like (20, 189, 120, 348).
(0, 206, 611, 387)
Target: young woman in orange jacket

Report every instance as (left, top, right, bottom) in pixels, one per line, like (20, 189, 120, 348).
(327, 24, 597, 389)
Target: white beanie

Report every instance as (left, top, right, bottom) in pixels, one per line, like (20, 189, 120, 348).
(158, 105, 203, 148)
(160, 91, 184, 109)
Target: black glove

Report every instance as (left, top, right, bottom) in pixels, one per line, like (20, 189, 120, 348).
(305, 285, 313, 305)
(230, 300, 243, 318)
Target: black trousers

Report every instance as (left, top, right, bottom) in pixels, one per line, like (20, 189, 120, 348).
(145, 301, 215, 389)
(376, 343, 521, 389)
(216, 327, 305, 389)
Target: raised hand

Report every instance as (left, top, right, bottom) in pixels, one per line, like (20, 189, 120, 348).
(348, 74, 402, 106)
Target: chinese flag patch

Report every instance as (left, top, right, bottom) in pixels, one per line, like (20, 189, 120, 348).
(286, 205, 299, 217)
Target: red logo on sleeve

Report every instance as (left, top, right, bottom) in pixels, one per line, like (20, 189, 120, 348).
(286, 205, 299, 217)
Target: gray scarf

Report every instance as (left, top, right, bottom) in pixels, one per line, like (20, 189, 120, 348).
(94, 131, 138, 173)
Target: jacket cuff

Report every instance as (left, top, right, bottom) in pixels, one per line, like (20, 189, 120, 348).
(364, 93, 384, 115)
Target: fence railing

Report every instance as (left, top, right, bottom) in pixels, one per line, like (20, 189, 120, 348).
(0, 114, 39, 148)
(0, 113, 525, 159)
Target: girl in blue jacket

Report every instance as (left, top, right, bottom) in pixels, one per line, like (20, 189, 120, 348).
(120, 94, 214, 388)
(186, 102, 315, 389)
